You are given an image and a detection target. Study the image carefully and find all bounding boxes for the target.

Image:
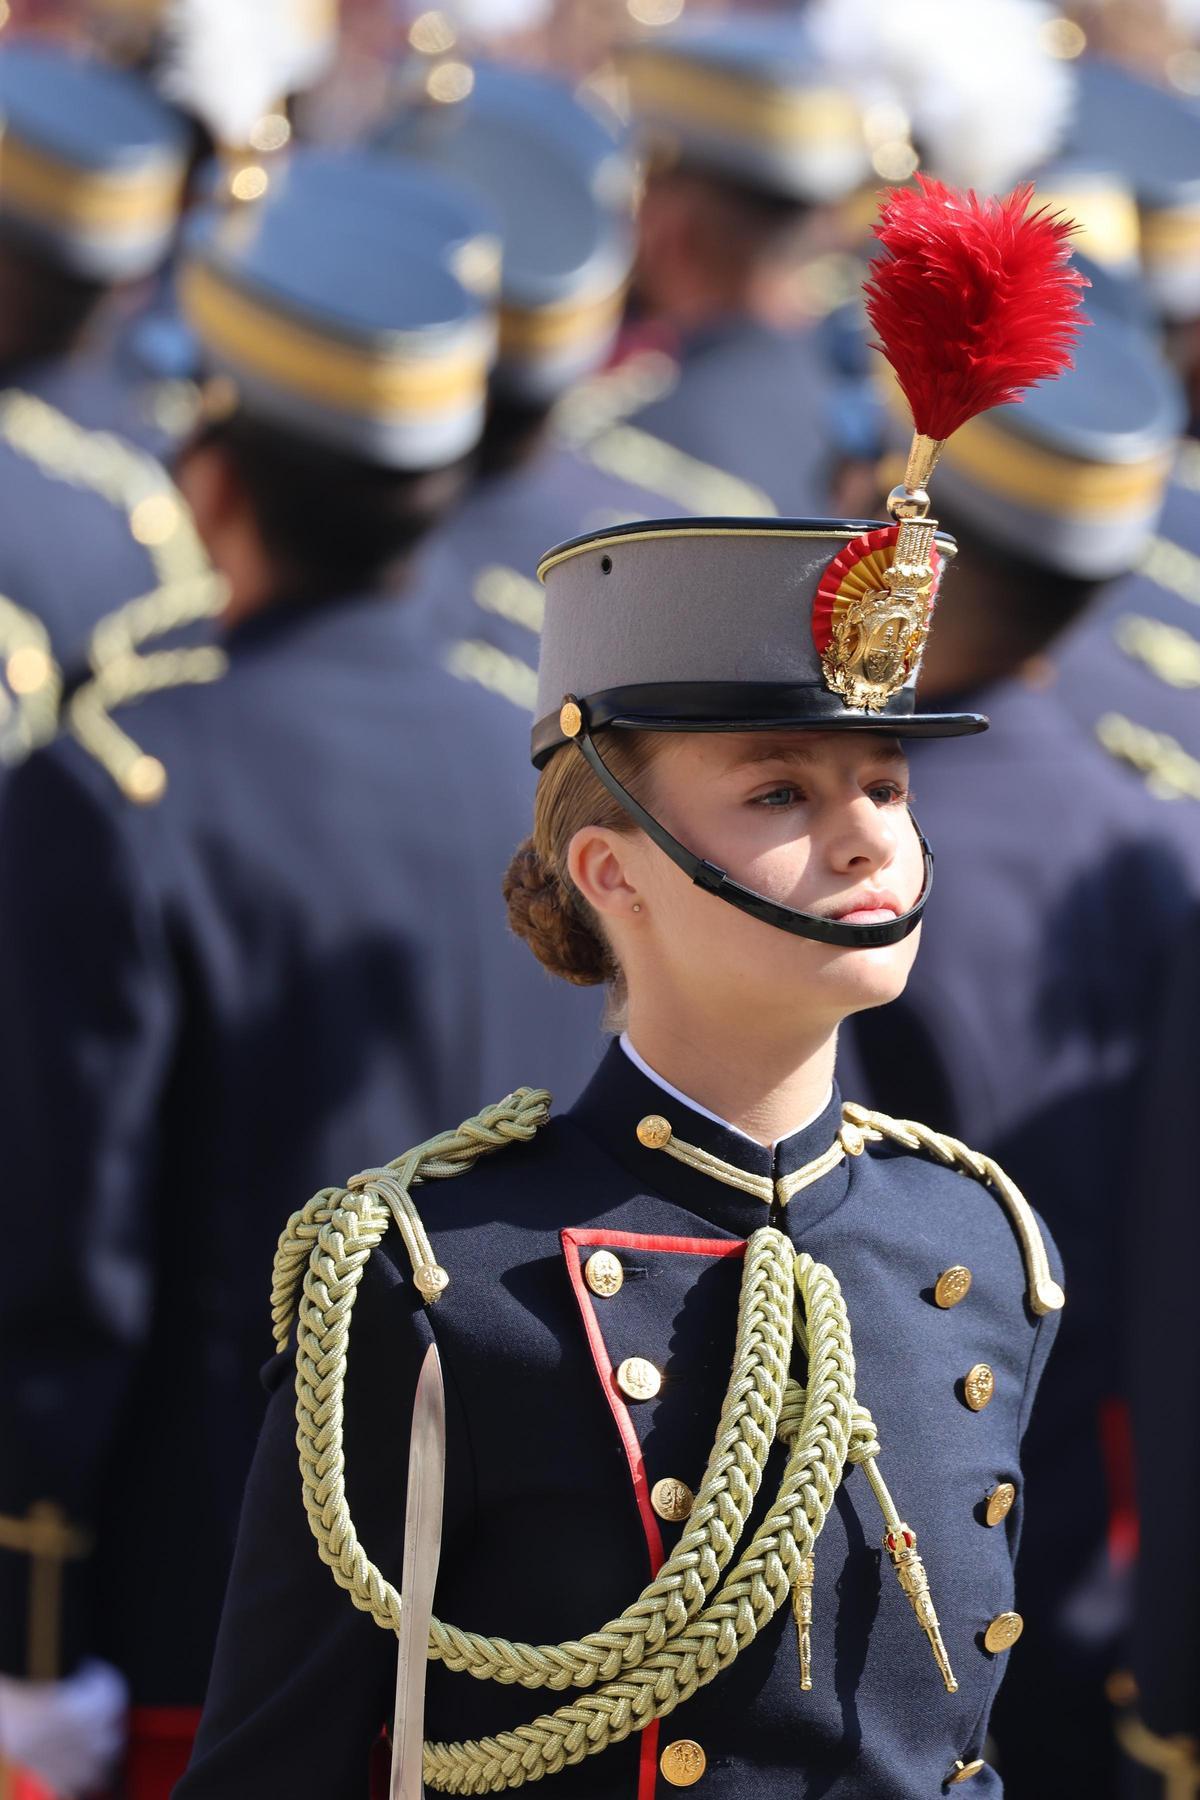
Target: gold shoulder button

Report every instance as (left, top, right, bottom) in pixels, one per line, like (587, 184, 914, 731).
(983, 1611, 1024, 1654)
(985, 1482, 1016, 1527)
(948, 1759, 987, 1783)
(934, 1266, 972, 1309)
(636, 1114, 673, 1150)
(660, 1739, 706, 1786)
(963, 1364, 995, 1411)
(584, 1250, 623, 1298)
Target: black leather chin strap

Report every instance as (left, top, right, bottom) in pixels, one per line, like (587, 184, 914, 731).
(565, 698, 933, 949)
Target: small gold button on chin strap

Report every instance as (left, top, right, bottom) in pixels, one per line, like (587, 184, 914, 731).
(660, 1740, 707, 1786)
(934, 1266, 972, 1309)
(584, 1250, 623, 1297)
(559, 697, 582, 738)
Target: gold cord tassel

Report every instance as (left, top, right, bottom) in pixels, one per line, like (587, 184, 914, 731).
(792, 1553, 815, 1691)
(860, 1455, 958, 1693)
(882, 1521, 958, 1695)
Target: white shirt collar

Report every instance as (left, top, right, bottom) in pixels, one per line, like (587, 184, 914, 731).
(619, 1032, 833, 1152)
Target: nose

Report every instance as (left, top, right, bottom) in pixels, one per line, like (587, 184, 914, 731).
(823, 792, 899, 880)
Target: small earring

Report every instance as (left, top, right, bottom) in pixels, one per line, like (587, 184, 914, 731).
(632, 902, 642, 913)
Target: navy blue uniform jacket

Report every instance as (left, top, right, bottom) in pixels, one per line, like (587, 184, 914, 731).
(838, 675, 1200, 1796)
(0, 354, 191, 675)
(0, 590, 602, 1707)
(616, 320, 837, 516)
(179, 1041, 1060, 1799)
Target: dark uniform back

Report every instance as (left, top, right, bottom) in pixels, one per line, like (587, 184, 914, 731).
(0, 148, 601, 1797)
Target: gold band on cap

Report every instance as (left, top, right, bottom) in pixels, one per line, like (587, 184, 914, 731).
(1034, 186, 1140, 268)
(180, 261, 488, 420)
(624, 55, 862, 150)
(0, 132, 183, 234)
(940, 414, 1172, 517)
(1140, 204, 1200, 267)
(499, 287, 625, 357)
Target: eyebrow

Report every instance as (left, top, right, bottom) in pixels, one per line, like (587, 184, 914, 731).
(728, 735, 908, 771)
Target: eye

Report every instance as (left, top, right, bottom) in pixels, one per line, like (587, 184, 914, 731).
(866, 779, 909, 806)
(753, 784, 804, 808)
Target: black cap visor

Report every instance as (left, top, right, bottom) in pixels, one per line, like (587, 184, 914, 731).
(532, 681, 987, 766)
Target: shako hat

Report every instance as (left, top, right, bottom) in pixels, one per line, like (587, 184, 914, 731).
(178, 147, 496, 469)
(1067, 57, 1200, 323)
(379, 63, 634, 405)
(619, 10, 869, 205)
(0, 41, 190, 282)
(536, 178, 1088, 950)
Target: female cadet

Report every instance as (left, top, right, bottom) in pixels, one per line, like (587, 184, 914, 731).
(179, 181, 1079, 1798)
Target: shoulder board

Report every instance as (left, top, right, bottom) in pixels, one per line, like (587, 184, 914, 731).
(0, 387, 213, 591)
(270, 1086, 552, 1344)
(1113, 613, 1200, 692)
(444, 637, 537, 714)
(66, 636, 227, 806)
(842, 1101, 1065, 1316)
(552, 349, 776, 518)
(0, 594, 60, 767)
(1094, 711, 1200, 802)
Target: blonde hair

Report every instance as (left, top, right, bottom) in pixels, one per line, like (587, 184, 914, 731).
(502, 731, 660, 989)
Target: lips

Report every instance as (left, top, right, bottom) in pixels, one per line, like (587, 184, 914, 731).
(826, 889, 902, 927)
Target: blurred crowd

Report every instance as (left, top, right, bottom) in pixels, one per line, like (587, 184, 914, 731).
(0, 0, 1197, 1796)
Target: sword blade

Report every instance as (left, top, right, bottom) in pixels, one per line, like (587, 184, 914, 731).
(390, 1341, 446, 1800)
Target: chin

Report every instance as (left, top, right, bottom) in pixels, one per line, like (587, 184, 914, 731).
(807, 935, 920, 1016)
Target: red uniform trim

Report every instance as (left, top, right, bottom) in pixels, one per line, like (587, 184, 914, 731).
(122, 1705, 202, 1800)
(1098, 1395, 1139, 1568)
(560, 1228, 747, 1800)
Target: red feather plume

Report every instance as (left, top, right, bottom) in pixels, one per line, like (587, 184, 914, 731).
(863, 175, 1088, 443)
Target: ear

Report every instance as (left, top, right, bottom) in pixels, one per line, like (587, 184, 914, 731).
(173, 435, 243, 544)
(567, 825, 642, 924)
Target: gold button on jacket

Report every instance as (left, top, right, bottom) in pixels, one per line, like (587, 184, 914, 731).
(984, 1611, 1024, 1653)
(963, 1363, 995, 1411)
(584, 1250, 623, 1298)
(660, 1739, 706, 1786)
(636, 1113, 673, 1149)
(651, 1477, 695, 1523)
(985, 1482, 1016, 1526)
(934, 1265, 972, 1308)
(948, 1758, 987, 1783)
(616, 1355, 662, 1401)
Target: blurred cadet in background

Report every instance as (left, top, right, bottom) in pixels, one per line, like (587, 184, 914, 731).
(586, 10, 868, 516)
(0, 149, 599, 1799)
(839, 305, 1200, 1797)
(1041, 58, 1200, 800)
(380, 61, 694, 704)
(1110, 910, 1200, 1799)
(0, 39, 207, 769)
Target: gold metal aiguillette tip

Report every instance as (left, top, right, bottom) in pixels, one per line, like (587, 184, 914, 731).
(883, 1523, 958, 1694)
(792, 1552, 815, 1692)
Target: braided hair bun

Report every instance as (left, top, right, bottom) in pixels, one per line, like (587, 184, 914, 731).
(503, 840, 612, 986)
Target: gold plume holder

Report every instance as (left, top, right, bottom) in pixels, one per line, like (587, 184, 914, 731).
(882, 429, 944, 611)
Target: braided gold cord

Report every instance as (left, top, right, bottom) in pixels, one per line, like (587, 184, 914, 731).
(0, 595, 61, 763)
(840, 1103, 1065, 1314)
(279, 1092, 1036, 1790)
